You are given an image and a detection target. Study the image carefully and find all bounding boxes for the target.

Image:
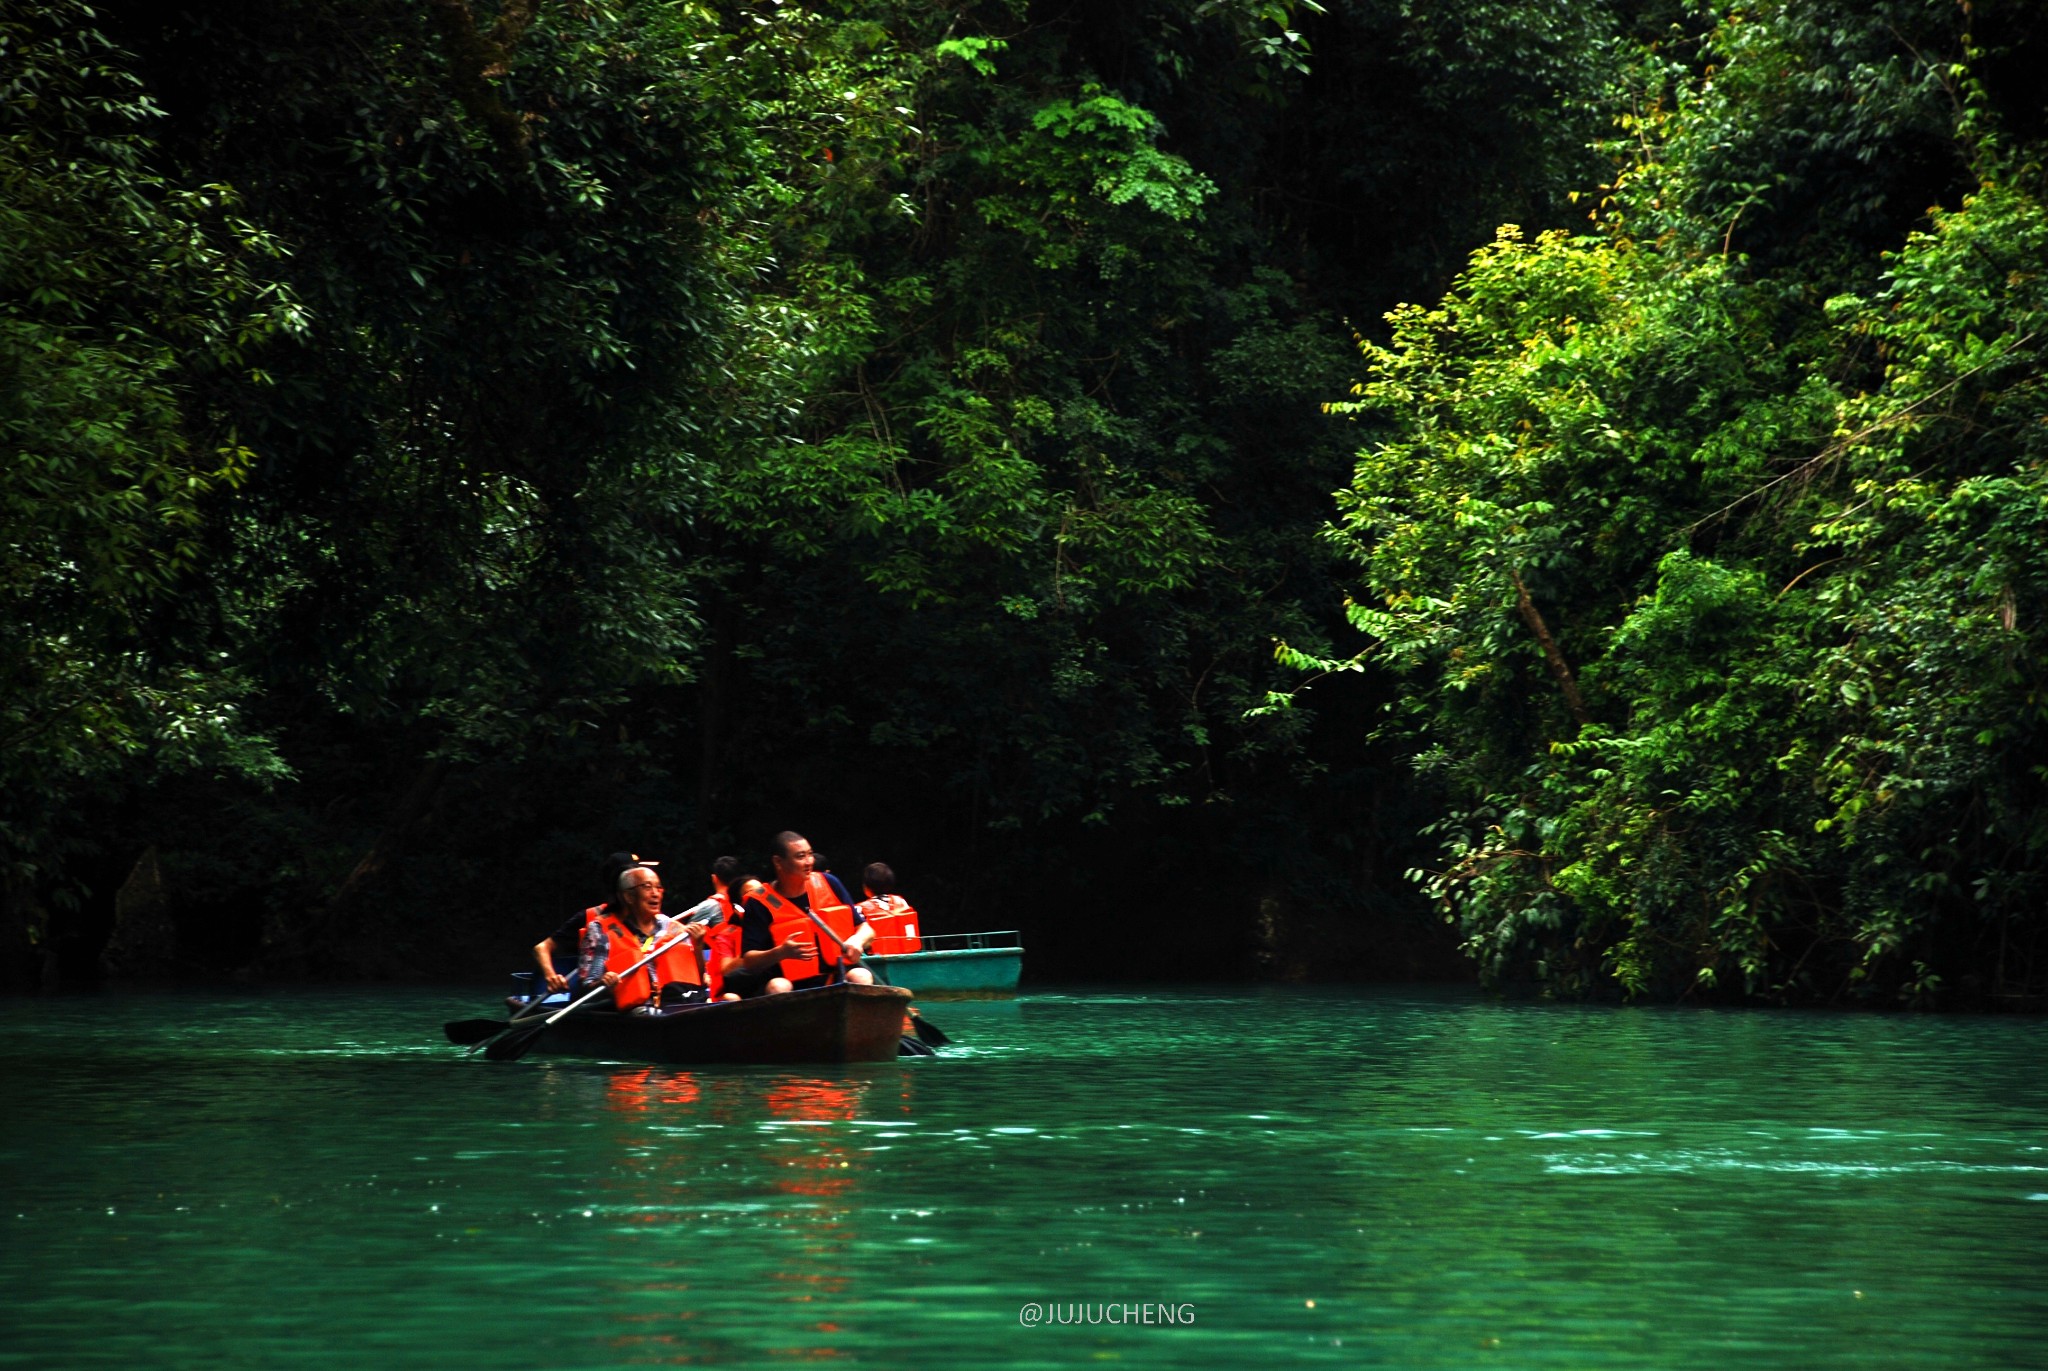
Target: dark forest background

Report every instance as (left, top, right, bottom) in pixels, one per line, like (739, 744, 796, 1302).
(5, 0, 2045, 1003)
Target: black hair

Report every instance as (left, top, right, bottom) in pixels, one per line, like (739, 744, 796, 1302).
(862, 861, 895, 895)
(711, 854, 742, 889)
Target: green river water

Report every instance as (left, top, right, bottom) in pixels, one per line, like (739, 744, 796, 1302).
(1, 985, 2044, 1369)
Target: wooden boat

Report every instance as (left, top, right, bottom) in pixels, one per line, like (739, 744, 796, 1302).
(499, 982, 916, 1065)
(868, 930, 1023, 996)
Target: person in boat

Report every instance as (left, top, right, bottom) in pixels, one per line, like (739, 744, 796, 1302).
(580, 862, 710, 1010)
(721, 830, 875, 998)
(531, 851, 654, 996)
(855, 861, 923, 955)
(700, 855, 763, 1001)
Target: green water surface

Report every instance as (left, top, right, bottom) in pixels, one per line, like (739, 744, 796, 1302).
(1, 986, 2043, 1368)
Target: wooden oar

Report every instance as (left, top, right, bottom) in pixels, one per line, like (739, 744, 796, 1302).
(447, 904, 729, 1049)
(483, 921, 705, 1063)
(442, 987, 563, 1044)
(792, 901, 951, 1047)
(445, 1016, 518, 1045)
(895, 988, 951, 1047)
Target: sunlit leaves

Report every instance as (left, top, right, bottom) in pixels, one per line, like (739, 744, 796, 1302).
(1313, 1, 2048, 1004)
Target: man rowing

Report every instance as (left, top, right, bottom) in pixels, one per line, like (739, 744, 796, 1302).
(720, 830, 874, 998)
(531, 851, 648, 995)
(587, 862, 711, 1010)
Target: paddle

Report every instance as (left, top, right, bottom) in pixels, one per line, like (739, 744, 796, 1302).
(480, 909, 721, 1062)
(443, 978, 571, 1044)
(897, 994, 951, 1047)
(445, 1015, 523, 1046)
(791, 899, 951, 1048)
(448, 909, 737, 1049)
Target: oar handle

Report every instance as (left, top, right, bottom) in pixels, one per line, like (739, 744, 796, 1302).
(547, 925, 697, 1024)
(799, 905, 851, 954)
(792, 901, 866, 984)
(788, 897, 935, 1038)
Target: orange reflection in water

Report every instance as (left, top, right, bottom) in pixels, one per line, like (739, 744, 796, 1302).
(757, 1074, 918, 1360)
(593, 1067, 919, 1364)
(763, 1079, 862, 1203)
(605, 1066, 704, 1112)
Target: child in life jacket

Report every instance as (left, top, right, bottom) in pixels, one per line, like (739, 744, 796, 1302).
(697, 856, 761, 1000)
(856, 861, 923, 955)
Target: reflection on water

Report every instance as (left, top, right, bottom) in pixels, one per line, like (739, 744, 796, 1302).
(1, 986, 2044, 1368)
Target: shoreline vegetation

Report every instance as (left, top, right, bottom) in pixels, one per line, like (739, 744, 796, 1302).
(4, 0, 2043, 1008)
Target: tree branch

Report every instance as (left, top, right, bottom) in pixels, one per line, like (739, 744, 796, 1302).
(1508, 566, 1591, 730)
(426, 0, 541, 171)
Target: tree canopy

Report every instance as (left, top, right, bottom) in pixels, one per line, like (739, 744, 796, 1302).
(1300, 0, 2048, 1005)
(5, 0, 2045, 1005)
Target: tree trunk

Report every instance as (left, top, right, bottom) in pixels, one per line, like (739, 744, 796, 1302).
(1508, 566, 1591, 730)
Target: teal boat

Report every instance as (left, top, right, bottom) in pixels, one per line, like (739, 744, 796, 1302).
(867, 930, 1023, 996)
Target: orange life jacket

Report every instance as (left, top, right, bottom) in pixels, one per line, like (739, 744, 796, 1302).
(858, 893, 922, 955)
(693, 889, 744, 997)
(596, 912, 701, 1011)
(703, 922, 743, 998)
(557, 901, 610, 979)
(757, 873, 859, 982)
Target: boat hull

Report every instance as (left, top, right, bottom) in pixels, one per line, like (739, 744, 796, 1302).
(503, 983, 915, 1065)
(869, 946, 1023, 996)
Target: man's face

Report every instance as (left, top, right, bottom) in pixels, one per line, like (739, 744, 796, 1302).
(774, 838, 815, 887)
(620, 868, 663, 921)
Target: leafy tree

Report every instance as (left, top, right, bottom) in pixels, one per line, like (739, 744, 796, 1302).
(669, 0, 1400, 972)
(0, 2, 297, 982)
(5, 0, 1668, 981)
(1305, 0, 2048, 1004)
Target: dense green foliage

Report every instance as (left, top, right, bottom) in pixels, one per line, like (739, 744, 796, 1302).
(1309, 0, 2048, 1004)
(8, 0, 1555, 981)
(5, 0, 2044, 1002)
(1, 5, 297, 952)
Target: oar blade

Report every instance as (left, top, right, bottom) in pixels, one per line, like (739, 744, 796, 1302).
(483, 1019, 550, 1062)
(907, 1011, 951, 1047)
(898, 1034, 937, 1057)
(870, 961, 948, 1046)
(443, 1018, 510, 1045)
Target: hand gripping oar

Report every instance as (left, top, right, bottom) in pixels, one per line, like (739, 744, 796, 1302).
(482, 915, 714, 1063)
(792, 901, 950, 1048)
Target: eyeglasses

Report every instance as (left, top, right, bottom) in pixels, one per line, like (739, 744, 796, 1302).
(627, 881, 664, 893)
